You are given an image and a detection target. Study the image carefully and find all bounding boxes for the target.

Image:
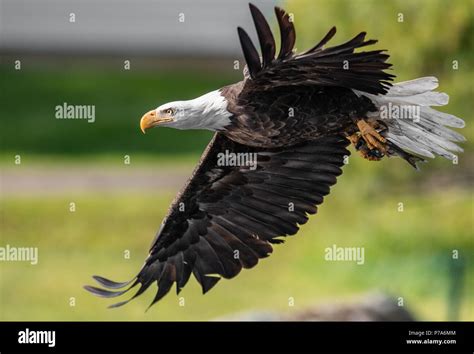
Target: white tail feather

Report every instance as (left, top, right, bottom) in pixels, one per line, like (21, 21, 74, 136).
(355, 77, 466, 162)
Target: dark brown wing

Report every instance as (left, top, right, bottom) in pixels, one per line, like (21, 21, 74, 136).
(84, 133, 350, 308)
(238, 4, 394, 94)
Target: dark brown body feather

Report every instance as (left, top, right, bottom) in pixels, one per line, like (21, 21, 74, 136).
(223, 84, 376, 148)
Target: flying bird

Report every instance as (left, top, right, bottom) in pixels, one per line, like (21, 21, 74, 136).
(85, 4, 465, 308)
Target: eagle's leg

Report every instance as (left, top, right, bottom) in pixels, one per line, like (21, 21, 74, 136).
(356, 119, 386, 152)
(346, 132, 361, 147)
(346, 119, 386, 161)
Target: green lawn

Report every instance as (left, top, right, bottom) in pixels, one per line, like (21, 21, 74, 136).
(0, 64, 230, 157)
(1, 158, 472, 321)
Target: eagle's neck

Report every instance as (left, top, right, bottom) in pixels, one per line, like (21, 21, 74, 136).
(173, 90, 232, 131)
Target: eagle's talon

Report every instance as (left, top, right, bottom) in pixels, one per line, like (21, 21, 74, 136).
(370, 148, 384, 159)
(357, 143, 384, 161)
(347, 132, 366, 151)
(356, 119, 387, 153)
(355, 138, 365, 151)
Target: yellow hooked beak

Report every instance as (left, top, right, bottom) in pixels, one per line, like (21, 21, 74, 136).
(140, 110, 174, 134)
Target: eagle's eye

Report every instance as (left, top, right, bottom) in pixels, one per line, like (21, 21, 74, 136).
(164, 108, 175, 115)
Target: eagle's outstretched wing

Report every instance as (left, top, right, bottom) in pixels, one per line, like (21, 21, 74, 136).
(238, 4, 394, 95)
(85, 133, 350, 307)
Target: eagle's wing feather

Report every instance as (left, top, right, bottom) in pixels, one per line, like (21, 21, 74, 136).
(275, 6, 296, 59)
(239, 5, 394, 95)
(237, 27, 261, 79)
(249, 3, 276, 68)
(85, 133, 350, 307)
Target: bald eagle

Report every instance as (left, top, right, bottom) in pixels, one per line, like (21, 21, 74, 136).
(85, 4, 465, 308)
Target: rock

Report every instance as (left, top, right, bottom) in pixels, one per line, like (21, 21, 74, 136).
(214, 292, 415, 321)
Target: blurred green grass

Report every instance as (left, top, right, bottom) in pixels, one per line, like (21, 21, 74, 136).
(0, 64, 231, 157)
(1, 172, 472, 320)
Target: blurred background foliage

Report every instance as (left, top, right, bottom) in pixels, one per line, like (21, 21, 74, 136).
(0, 0, 472, 321)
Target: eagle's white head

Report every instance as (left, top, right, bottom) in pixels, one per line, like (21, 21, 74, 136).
(140, 90, 232, 133)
